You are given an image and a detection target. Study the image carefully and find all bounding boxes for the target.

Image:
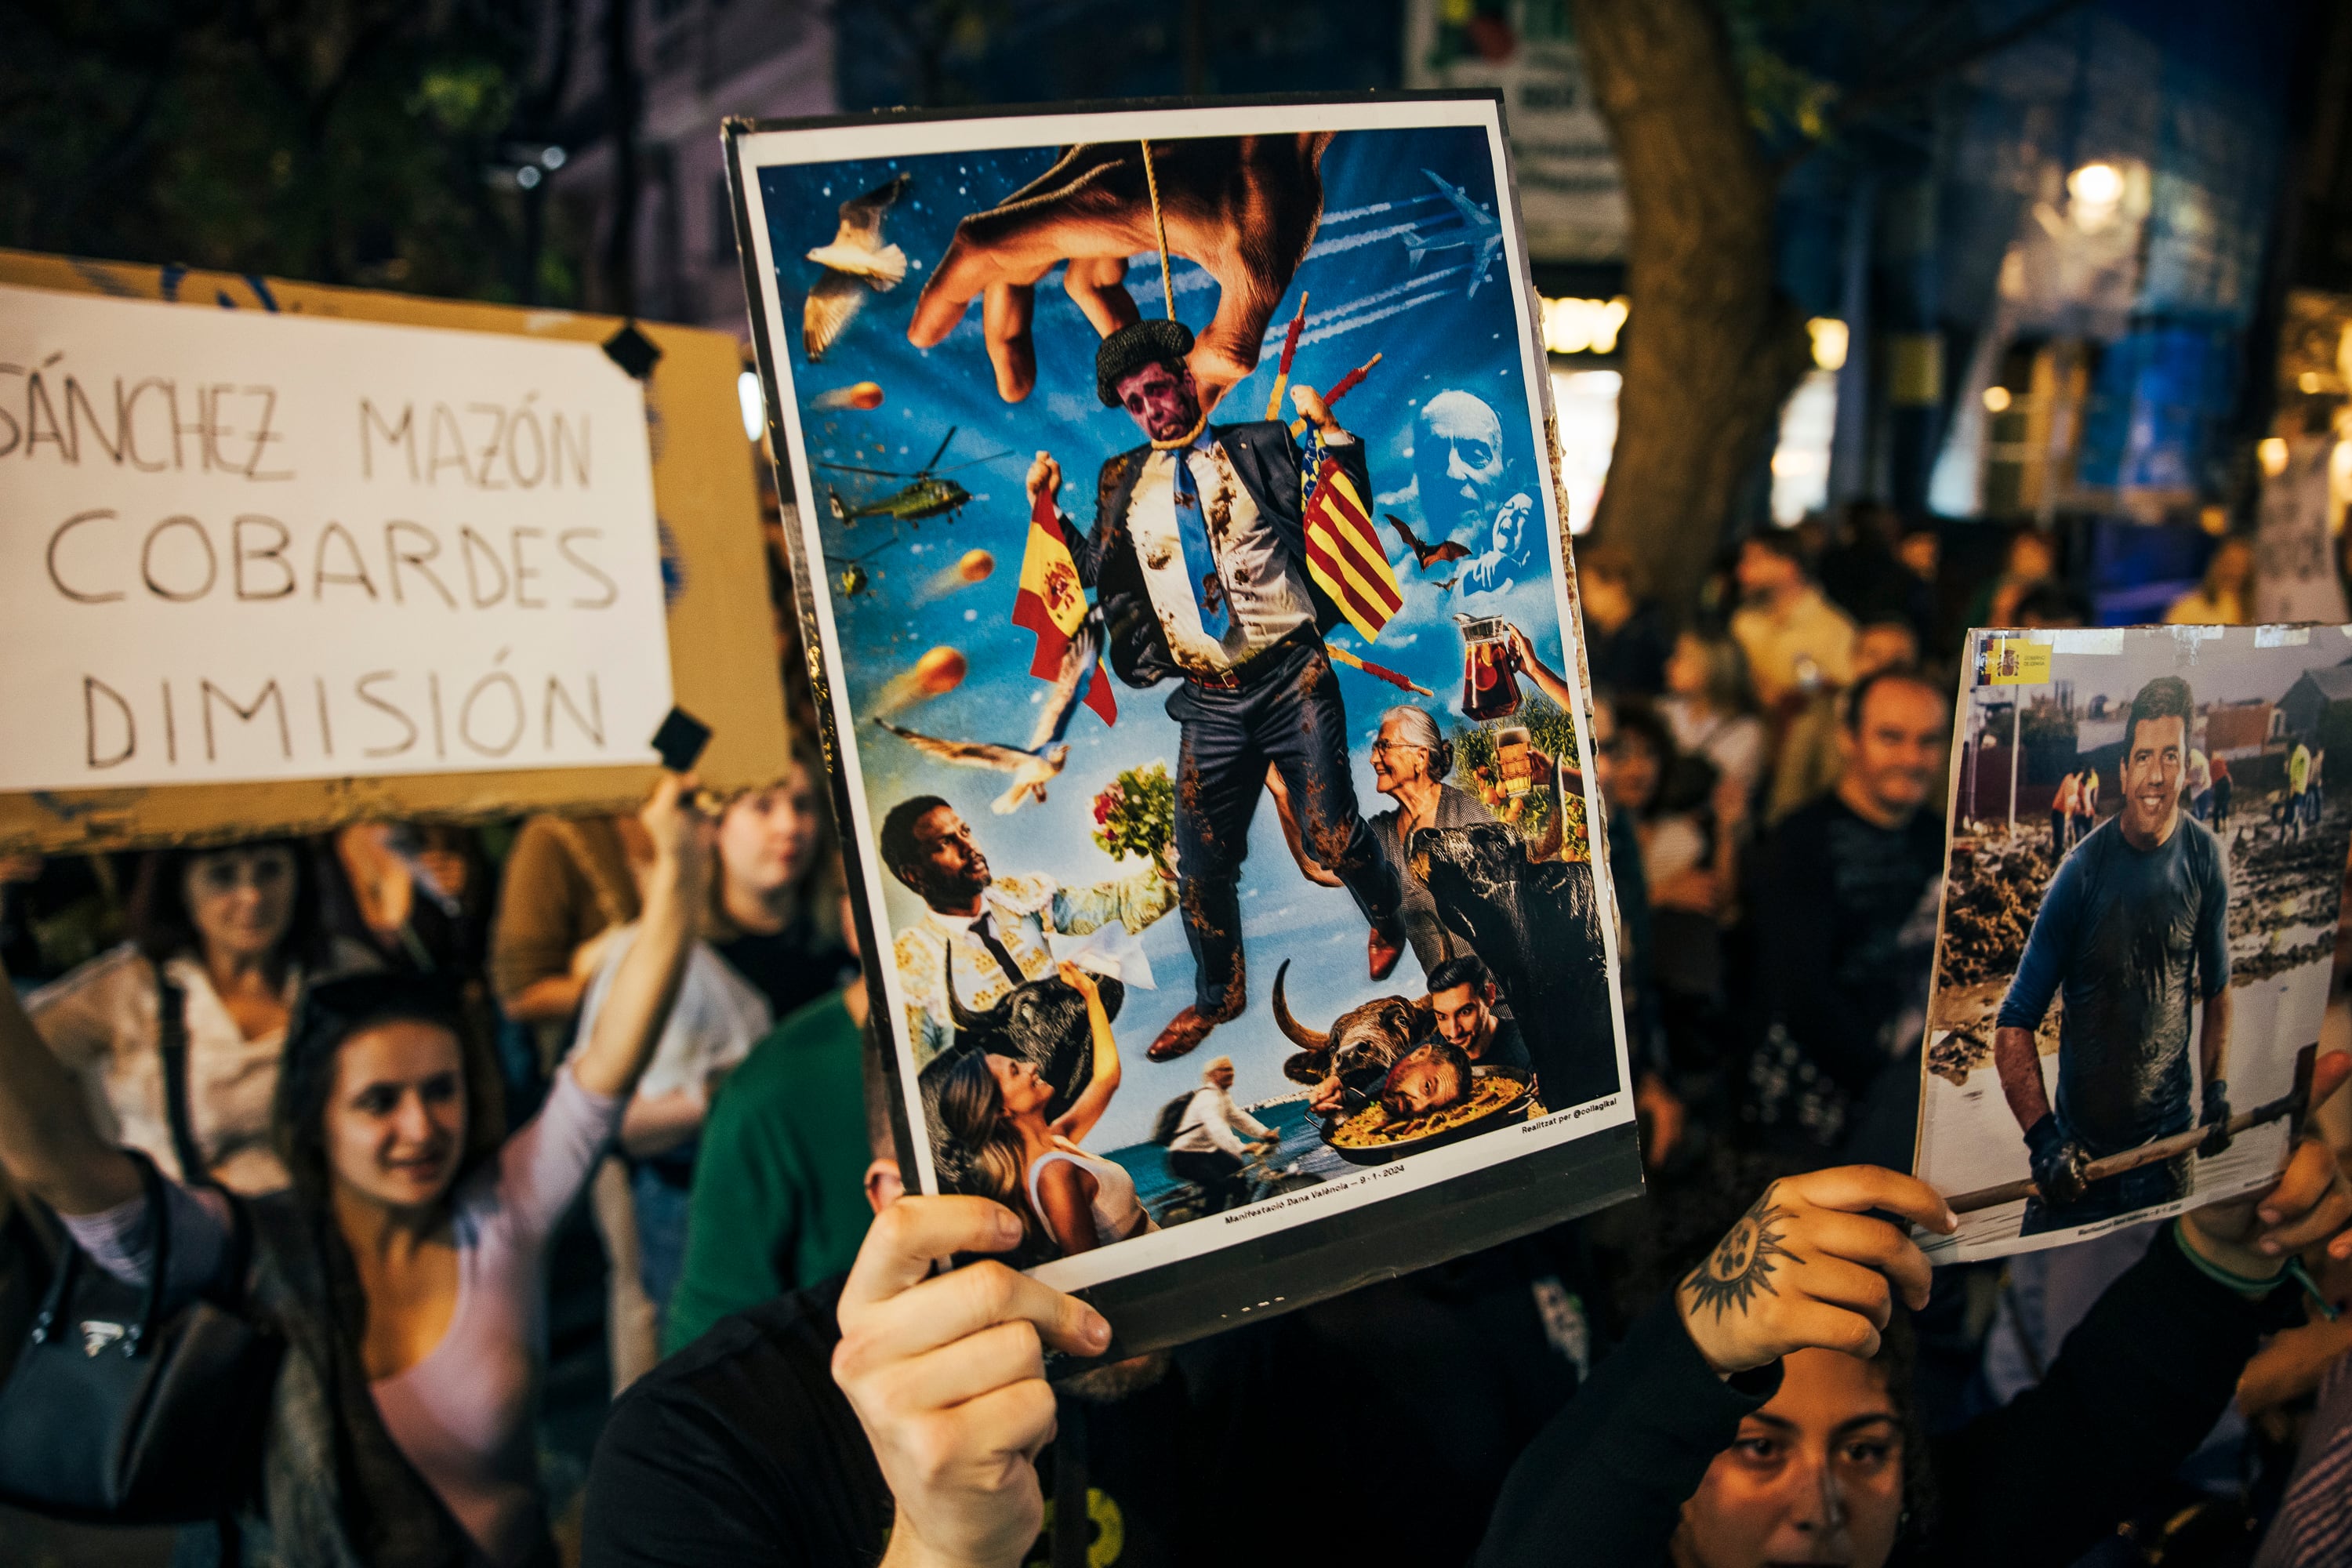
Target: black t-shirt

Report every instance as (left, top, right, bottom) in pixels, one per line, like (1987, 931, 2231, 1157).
(583, 1240, 1595, 1568)
(1750, 796, 1946, 1144)
(713, 917, 858, 1024)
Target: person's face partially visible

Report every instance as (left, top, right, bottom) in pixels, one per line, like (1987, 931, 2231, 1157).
(1897, 532, 1938, 580)
(1843, 682, 1946, 822)
(183, 845, 299, 968)
(1370, 714, 1435, 797)
(1665, 635, 1709, 699)
(1606, 731, 1661, 815)
(906, 806, 990, 908)
(1853, 626, 1918, 681)
(983, 1051, 1053, 1117)
(718, 766, 822, 899)
(2121, 714, 2187, 841)
(1589, 697, 1619, 798)
(1737, 542, 1800, 601)
(325, 1021, 467, 1214)
(1381, 1045, 1465, 1116)
(1115, 360, 1203, 445)
(1429, 982, 1493, 1054)
(1675, 1348, 1906, 1568)
(1210, 1062, 1236, 1091)
(1414, 394, 1508, 539)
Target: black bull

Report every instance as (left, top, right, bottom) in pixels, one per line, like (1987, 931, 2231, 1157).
(1412, 821, 1621, 1109)
(916, 956, 1123, 1182)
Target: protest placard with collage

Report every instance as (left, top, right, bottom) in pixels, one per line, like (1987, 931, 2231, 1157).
(1918, 624, 2352, 1261)
(729, 96, 1639, 1341)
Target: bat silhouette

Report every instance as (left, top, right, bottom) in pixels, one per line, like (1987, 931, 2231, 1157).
(1385, 514, 1471, 571)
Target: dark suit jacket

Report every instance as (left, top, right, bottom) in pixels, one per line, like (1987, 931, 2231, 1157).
(1073, 421, 1374, 688)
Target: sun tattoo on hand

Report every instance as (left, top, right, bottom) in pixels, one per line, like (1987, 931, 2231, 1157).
(1683, 1189, 1799, 1320)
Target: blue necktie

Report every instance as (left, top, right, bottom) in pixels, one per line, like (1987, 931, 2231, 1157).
(1171, 443, 1230, 641)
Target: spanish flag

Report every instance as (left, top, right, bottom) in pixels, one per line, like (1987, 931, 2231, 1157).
(1011, 491, 1116, 724)
(1301, 459, 1402, 642)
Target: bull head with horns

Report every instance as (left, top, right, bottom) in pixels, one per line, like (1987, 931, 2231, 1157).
(1271, 959, 1431, 1087)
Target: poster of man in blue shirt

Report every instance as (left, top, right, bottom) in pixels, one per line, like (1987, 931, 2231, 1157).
(1992, 674, 2234, 1234)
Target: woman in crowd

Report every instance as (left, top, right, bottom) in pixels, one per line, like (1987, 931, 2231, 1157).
(1657, 630, 1767, 798)
(935, 962, 1138, 1258)
(27, 840, 377, 1195)
(1963, 525, 2059, 630)
(1475, 1106, 2352, 1568)
(1579, 542, 1675, 698)
(0, 775, 710, 1567)
(572, 755, 851, 1378)
(2166, 535, 2256, 626)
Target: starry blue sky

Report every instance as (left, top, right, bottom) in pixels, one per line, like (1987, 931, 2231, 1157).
(757, 125, 1579, 1149)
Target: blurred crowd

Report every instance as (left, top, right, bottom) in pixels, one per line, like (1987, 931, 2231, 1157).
(5, 505, 2352, 1568)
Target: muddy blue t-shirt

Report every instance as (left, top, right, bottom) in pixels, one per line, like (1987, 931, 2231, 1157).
(1997, 813, 2230, 1156)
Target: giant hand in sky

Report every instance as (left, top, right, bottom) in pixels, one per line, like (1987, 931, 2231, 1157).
(907, 133, 1332, 409)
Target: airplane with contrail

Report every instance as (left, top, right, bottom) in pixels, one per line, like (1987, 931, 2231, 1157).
(1396, 170, 1504, 298)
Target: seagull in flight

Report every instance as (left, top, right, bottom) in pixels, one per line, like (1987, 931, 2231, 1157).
(873, 608, 1109, 814)
(804, 172, 910, 361)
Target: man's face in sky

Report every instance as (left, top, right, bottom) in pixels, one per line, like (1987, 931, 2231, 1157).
(2121, 713, 2187, 842)
(1114, 360, 1203, 445)
(1429, 982, 1497, 1055)
(1843, 680, 1948, 822)
(1414, 390, 1509, 543)
(900, 804, 991, 910)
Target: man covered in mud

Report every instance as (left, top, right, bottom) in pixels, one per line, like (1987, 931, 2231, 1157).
(1994, 674, 2234, 1234)
(1310, 956, 1525, 1116)
(1026, 318, 1406, 1062)
(881, 796, 1174, 1070)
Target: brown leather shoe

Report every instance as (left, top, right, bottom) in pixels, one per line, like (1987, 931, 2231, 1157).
(1367, 920, 1406, 982)
(1148, 1006, 1221, 1061)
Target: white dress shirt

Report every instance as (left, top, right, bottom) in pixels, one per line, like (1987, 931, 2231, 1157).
(1124, 436, 1318, 675)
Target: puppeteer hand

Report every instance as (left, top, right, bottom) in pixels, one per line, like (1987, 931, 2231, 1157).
(908, 135, 1333, 407)
(834, 1197, 1112, 1568)
(2200, 1078, 2234, 1157)
(2024, 1115, 2092, 1207)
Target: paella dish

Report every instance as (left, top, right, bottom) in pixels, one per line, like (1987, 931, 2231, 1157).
(1327, 1068, 1537, 1152)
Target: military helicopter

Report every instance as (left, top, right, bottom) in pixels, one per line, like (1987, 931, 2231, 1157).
(816, 425, 1009, 527)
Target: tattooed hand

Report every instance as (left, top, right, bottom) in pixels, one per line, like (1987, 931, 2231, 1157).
(1677, 1167, 1958, 1376)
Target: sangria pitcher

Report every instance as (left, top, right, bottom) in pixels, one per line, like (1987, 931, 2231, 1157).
(1456, 615, 1522, 722)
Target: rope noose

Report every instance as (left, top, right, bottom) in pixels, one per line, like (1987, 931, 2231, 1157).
(1140, 138, 1176, 321)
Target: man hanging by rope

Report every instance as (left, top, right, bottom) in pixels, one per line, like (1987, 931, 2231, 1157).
(1024, 314, 1405, 1061)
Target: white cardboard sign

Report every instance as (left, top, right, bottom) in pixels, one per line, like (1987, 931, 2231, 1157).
(0, 285, 673, 790)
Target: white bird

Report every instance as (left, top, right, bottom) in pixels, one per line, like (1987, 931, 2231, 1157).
(804, 172, 910, 361)
(871, 610, 1109, 814)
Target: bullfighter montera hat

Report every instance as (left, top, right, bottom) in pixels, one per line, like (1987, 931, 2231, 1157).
(1095, 318, 1194, 406)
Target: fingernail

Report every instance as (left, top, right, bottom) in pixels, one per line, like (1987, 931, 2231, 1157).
(1082, 1311, 1111, 1348)
(2260, 1208, 2281, 1224)
(1943, 1209, 1959, 1232)
(2262, 1237, 2284, 1255)
(996, 1209, 1023, 1244)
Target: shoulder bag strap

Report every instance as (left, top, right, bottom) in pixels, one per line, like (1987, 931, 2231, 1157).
(155, 975, 211, 1192)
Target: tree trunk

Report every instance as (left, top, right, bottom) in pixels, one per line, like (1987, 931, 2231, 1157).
(1570, 0, 1813, 615)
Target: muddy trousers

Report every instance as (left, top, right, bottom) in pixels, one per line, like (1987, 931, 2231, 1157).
(1164, 638, 1401, 1017)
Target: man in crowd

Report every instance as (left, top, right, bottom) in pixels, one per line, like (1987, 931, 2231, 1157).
(1029, 318, 1406, 1061)
(1728, 531, 1857, 712)
(880, 796, 1173, 1070)
(1994, 675, 2233, 1234)
(1165, 1055, 1280, 1214)
(1765, 614, 1921, 825)
(1749, 669, 1951, 1151)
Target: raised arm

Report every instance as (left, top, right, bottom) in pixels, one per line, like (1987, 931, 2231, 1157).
(571, 775, 715, 1100)
(1049, 962, 1121, 1144)
(1501, 624, 1577, 712)
(0, 962, 140, 1216)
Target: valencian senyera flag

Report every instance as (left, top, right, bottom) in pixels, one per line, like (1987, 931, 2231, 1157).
(1299, 436, 1401, 642)
(1011, 488, 1117, 724)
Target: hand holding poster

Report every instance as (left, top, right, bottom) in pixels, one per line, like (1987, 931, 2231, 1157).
(1916, 624, 2352, 1261)
(728, 96, 1639, 1345)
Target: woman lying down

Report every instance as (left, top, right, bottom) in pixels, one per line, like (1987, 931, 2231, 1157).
(1475, 1059, 2352, 1568)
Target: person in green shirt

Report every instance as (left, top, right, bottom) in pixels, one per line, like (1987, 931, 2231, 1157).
(663, 901, 881, 1354)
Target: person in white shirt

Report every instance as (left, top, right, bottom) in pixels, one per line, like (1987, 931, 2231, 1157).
(1167, 1055, 1277, 1214)
(882, 797, 1175, 1078)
